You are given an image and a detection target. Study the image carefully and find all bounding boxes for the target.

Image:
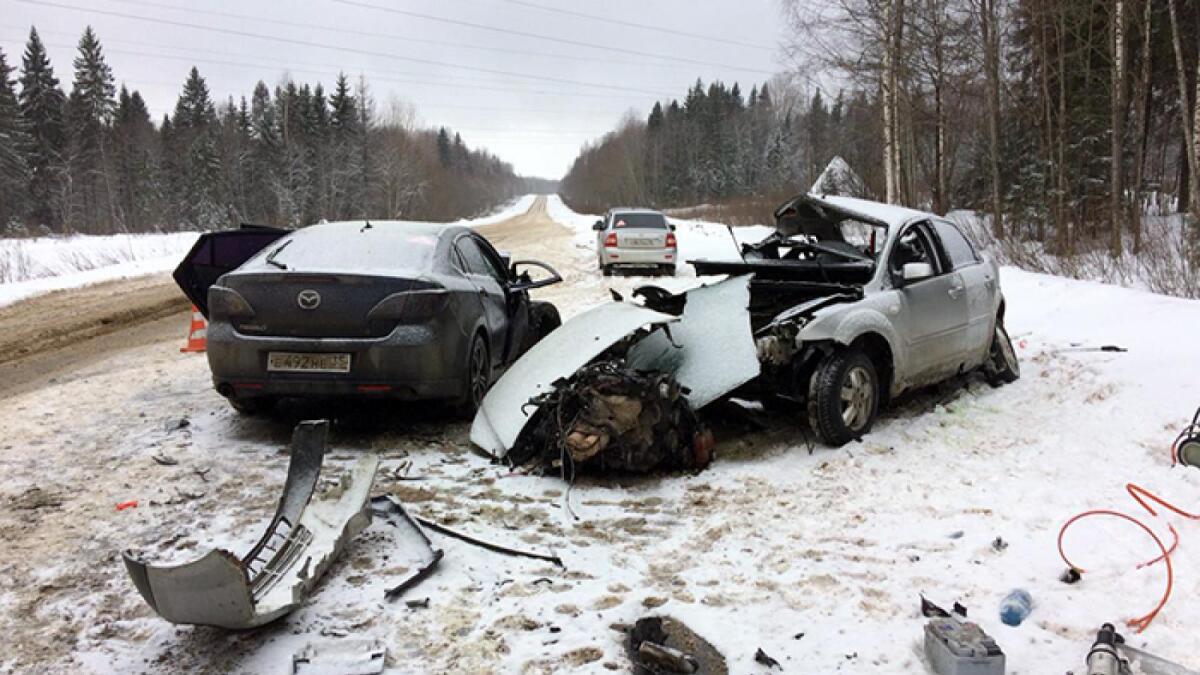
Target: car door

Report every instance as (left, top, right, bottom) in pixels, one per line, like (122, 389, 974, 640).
(931, 219, 994, 367)
(173, 225, 291, 318)
(454, 234, 510, 365)
(887, 221, 970, 384)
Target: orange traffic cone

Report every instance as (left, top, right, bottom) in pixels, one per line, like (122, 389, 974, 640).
(180, 304, 207, 353)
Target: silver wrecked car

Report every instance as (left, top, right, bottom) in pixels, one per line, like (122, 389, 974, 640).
(693, 193, 1020, 446)
(592, 208, 678, 276)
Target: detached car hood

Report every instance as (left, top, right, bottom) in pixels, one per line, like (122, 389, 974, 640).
(470, 302, 679, 457)
(470, 276, 759, 459)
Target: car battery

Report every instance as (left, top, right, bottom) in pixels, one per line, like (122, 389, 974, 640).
(924, 615, 1005, 675)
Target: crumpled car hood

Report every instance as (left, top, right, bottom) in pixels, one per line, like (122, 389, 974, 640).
(626, 275, 759, 409)
(471, 275, 759, 459)
(470, 302, 678, 457)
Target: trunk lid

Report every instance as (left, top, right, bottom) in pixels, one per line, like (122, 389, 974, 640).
(221, 271, 434, 338)
(616, 229, 668, 249)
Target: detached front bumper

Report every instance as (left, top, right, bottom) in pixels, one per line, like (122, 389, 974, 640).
(206, 321, 463, 401)
(602, 247, 676, 267)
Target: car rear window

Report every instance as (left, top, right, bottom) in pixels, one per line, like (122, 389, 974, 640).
(246, 226, 438, 273)
(612, 213, 667, 229)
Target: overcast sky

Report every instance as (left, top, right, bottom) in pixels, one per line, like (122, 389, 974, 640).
(2, 0, 789, 178)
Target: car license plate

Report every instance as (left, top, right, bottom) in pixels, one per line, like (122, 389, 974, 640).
(267, 352, 351, 373)
(627, 237, 655, 247)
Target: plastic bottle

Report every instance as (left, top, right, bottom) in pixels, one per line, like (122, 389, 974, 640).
(998, 589, 1032, 626)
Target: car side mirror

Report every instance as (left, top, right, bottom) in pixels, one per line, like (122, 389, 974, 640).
(901, 262, 934, 285)
(592, 220, 605, 232)
(669, 223, 677, 232)
(509, 259, 564, 292)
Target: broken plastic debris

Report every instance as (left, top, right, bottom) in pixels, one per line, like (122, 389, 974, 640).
(115, 500, 138, 511)
(292, 639, 386, 675)
(122, 420, 380, 629)
(369, 495, 443, 600)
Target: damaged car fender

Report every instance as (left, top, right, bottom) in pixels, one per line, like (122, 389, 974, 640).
(793, 302, 906, 396)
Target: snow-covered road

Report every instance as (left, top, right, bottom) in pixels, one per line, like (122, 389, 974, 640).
(0, 196, 1198, 674)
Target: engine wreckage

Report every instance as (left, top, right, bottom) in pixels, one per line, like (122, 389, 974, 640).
(470, 275, 760, 474)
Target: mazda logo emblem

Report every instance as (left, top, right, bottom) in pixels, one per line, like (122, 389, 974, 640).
(297, 290, 321, 310)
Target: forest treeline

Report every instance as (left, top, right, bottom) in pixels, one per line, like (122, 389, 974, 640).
(0, 27, 526, 235)
(562, 0, 1200, 264)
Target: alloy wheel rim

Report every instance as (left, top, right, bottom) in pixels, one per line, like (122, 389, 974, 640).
(471, 342, 488, 406)
(840, 366, 874, 431)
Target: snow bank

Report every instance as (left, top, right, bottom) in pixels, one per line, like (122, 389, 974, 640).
(0, 196, 541, 309)
(0, 233, 200, 308)
(456, 194, 538, 227)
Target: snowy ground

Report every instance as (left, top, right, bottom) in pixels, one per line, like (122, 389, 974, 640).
(1, 196, 1199, 674)
(0, 232, 200, 308)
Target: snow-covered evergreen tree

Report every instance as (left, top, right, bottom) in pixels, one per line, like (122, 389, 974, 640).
(0, 46, 32, 230)
(18, 28, 66, 230)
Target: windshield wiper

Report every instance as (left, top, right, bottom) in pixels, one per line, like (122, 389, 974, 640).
(265, 240, 292, 270)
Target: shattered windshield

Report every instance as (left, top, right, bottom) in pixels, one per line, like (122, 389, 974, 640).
(781, 218, 887, 260)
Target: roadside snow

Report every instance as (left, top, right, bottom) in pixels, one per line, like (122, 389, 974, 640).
(0, 233, 200, 308)
(457, 194, 538, 227)
(0, 196, 538, 309)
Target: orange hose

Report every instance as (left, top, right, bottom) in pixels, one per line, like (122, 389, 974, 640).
(1057, 508, 1173, 633)
(1057, 483, 1200, 633)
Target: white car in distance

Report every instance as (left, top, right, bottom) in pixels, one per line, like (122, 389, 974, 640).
(593, 208, 677, 276)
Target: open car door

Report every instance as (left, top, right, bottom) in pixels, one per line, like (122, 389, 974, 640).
(173, 225, 291, 318)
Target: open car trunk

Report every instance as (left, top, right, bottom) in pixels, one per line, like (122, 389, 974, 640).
(173, 225, 290, 318)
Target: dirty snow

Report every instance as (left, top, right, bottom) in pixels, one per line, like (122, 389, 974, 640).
(0, 233, 200, 308)
(1, 196, 1199, 674)
(458, 194, 539, 228)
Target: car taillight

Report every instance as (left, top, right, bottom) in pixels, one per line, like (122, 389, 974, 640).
(665, 232, 677, 248)
(367, 288, 449, 323)
(208, 285, 256, 321)
(604, 233, 618, 248)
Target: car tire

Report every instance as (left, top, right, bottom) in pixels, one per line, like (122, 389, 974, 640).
(807, 348, 879, 447)
(601, 264, 613, 277)
(230, 397, 276, 416)
(459, 333, 491, 415)
(660, 264, 676, 276)
(984, 322, 1021, 387)
(530, 301, 562, 341)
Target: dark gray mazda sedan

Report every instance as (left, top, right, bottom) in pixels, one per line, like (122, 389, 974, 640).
(174, 220, 562, 415)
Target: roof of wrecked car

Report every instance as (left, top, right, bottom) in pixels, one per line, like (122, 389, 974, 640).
(805, 194, 928, 227)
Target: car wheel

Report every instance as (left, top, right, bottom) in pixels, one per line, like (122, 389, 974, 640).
(602, 264, 613, 277)
(807, 348, 879, 447)
(530, 302, 562, 341)
(460, 333, 491, 415)
(230, 397, 276, 416)
(660, 264, 676, 276)
(984, 322, 1021, 387)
